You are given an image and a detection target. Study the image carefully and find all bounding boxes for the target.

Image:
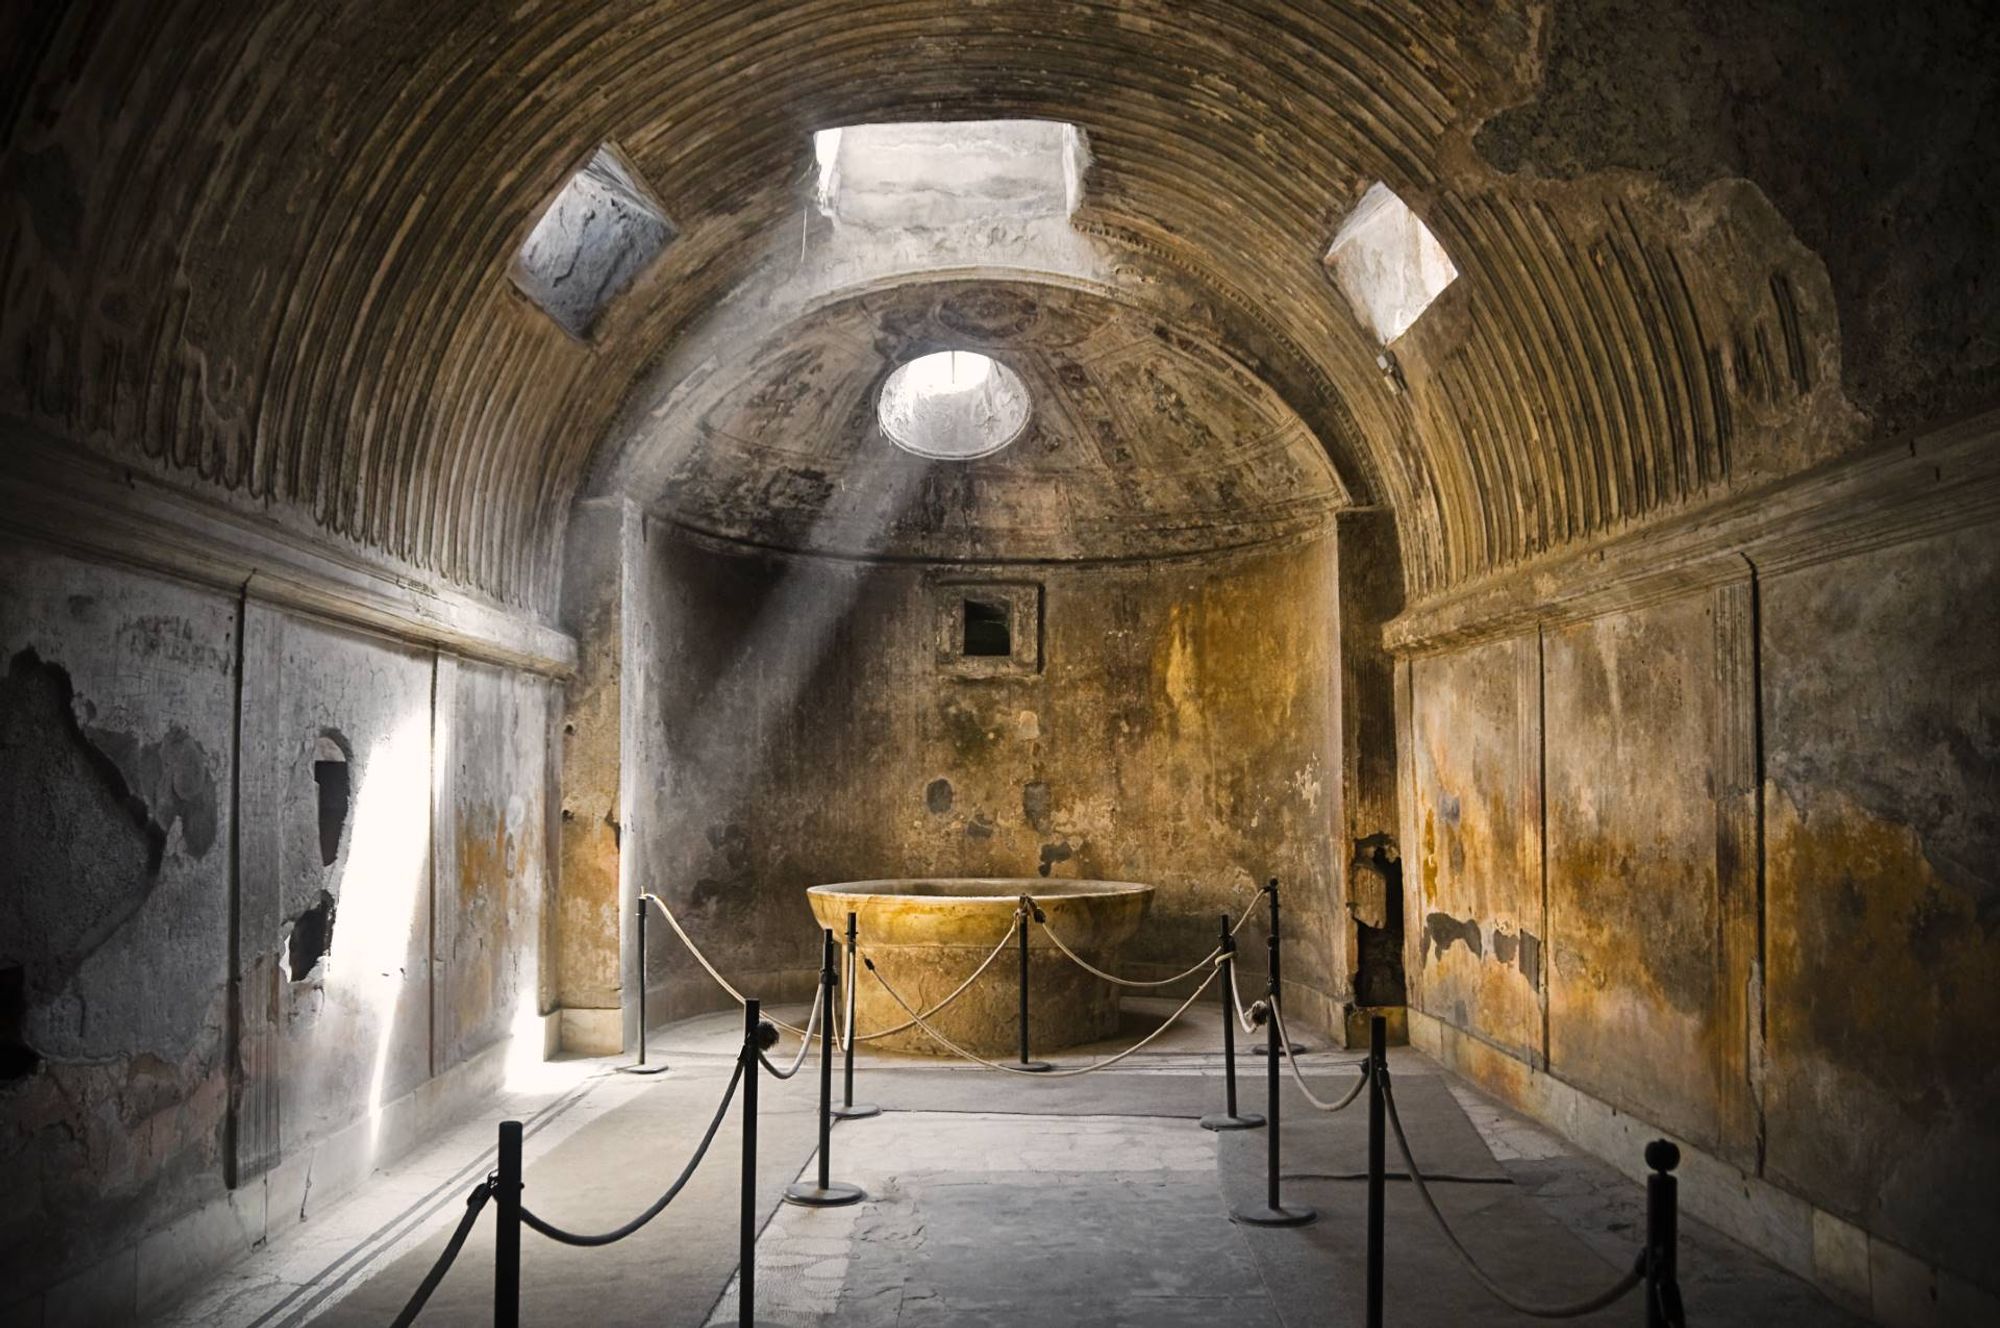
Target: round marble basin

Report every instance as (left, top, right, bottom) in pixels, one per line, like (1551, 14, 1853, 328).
(807, 878, 1154, 1057)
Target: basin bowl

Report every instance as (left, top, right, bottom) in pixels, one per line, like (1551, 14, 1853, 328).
(807, 878, 1154, 1057)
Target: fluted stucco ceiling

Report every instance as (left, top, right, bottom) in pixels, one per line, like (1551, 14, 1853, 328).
(3, 1, 1993, 613)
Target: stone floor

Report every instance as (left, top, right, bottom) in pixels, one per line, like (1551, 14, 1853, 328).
(163, 998, 1868, 1327)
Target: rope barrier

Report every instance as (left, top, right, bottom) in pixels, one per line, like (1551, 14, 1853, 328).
(1031, 891, 1261, 989)
(388, 1176, 495, 1328)
(1227, 960, 1264, 1035)
(863, 954, 1221, 1077)
(837, 906, 1023, 1048)
(647, 892, 1018, 1046)
(758, 986, 823, 1080)
(1380, 1067, 1645, 1318)
(1270, 1002, 1370, 1112)
(518, 1058, 745, 1248)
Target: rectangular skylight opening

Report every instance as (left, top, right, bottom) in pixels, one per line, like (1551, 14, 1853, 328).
(812, 120, 1089, 228)
(1324, 182, 1459, 345)
(512, 143, 675, 339)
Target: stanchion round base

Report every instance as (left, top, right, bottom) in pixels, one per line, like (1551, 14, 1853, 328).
(1016, 1061, 1054, 1073)
(1199, 1112, 1266, 1131)
(783, 1180, 866, 1207)
(618, 1062, 671, 1076)
(1231, 1202, 1318, 1227)
(1252, 1041, 1310, 1056)
(830, 1102, 882, 1119)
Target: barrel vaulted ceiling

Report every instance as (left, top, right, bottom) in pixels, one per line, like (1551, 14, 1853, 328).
(2, 1, 1993, 614)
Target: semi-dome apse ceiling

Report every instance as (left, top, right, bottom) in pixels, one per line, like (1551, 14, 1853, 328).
(646, 281, 1347, 562)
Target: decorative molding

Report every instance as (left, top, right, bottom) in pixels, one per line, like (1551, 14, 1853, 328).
(1385, 408, 2000, 655)
(0, 421, 577, 676)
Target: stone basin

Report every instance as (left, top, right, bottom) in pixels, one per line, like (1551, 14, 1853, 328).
(807, 878, 1154, 1057)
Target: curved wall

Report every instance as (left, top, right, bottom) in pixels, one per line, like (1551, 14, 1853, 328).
(630, 523, 1348, 1031)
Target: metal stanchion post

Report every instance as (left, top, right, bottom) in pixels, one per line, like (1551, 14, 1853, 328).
(1202, 912, 1264, 1131)
(495, 1119, 522, 1328)
(1232, 881, 1316, 1227)
(1645, 1140, 1684, 1327)
(831, 910, 879, 1119)
(785, 930, 866, 1207)
(1366, 1014, 1386, 1328)
(624, 896, 668, 1074)
(739, 1000, 779, 1328)
(1017, 897, 1051, 1072)
(1253, 877, 1308, 1056)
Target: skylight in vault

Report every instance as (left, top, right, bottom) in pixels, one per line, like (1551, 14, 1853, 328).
(813, 120, 1089, 228)
(511, 144, 675, 339)
(1324, 182, 1459, 345)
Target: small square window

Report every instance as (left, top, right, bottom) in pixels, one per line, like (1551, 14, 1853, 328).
(963, 599, 1012, 657)
(935, 582, 1041, 678)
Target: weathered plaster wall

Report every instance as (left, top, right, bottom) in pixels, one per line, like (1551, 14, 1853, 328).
(632, 524, 1345, 1032)
(0, 541, 559, 1322)
(1393, 442, 2000, 1319)
(0, 545, 235, 1312)
(1761, 524, 2000, 1295)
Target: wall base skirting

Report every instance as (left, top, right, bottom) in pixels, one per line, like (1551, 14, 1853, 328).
(12, 1033, 520, 1328)
(560, 1004, 625, 1056)
(1409, 1008, 1999, 1328)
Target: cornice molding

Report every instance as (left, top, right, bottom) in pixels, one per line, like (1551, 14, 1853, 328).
(1386, 408, 2000, 656)
(0, 421, 576, 676)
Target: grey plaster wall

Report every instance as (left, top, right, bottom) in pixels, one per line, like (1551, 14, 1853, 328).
(0, 545, 236, 1300)
(632, 524, 1346, 1031)
(0, 541, 559, 1317)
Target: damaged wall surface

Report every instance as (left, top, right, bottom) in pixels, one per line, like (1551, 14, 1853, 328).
(629, 524, 1345, 1032)
(0, 542, 559, 1322)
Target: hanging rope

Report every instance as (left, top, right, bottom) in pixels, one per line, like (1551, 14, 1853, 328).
(647, 892, 1019, 1045)
(1226, 958, 1264, 1035)
(1270, 1001, 1370, 1112)
(1030, 891, 1262, 988)
(388, 1176, 494, 1328)
(1381, 1067, 1646, 1318)
(863, 953, 1221, 1077)
(518, 1057, 745, 1247)
(836, 903, 1025, 1048)
(758, 986, 823, 1080)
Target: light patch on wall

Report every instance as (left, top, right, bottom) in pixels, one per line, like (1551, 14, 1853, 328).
(512, 143, 675, 339)
(1324, 182, 1459, 345)
(812, 120, 1089, 227)
(327, 713, 432, 1145)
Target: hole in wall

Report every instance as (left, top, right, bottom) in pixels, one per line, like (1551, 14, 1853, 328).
(287, 889, 337, 983)
(963, 598, 1013, 657)
(0, 966, 39, 1080)
(313, 733, 350, 868)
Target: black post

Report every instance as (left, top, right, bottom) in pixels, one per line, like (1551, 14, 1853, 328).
(624, 896, 667, 1074)
(1366, 1015, 1387, 1328)
(1016, 897, 1051, 1072)
(1202, 912, 1264, 1131)
(1644, 1140, 1683, 1327)
(784, 930, 866, 1207)
(1253, 876, 1307, 1056)
(495, 1119, 522, 1328)
(739, 1000, 775, 1328)
(831, 910, 879, 1119)
(1231, 881, 1315, 1226)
